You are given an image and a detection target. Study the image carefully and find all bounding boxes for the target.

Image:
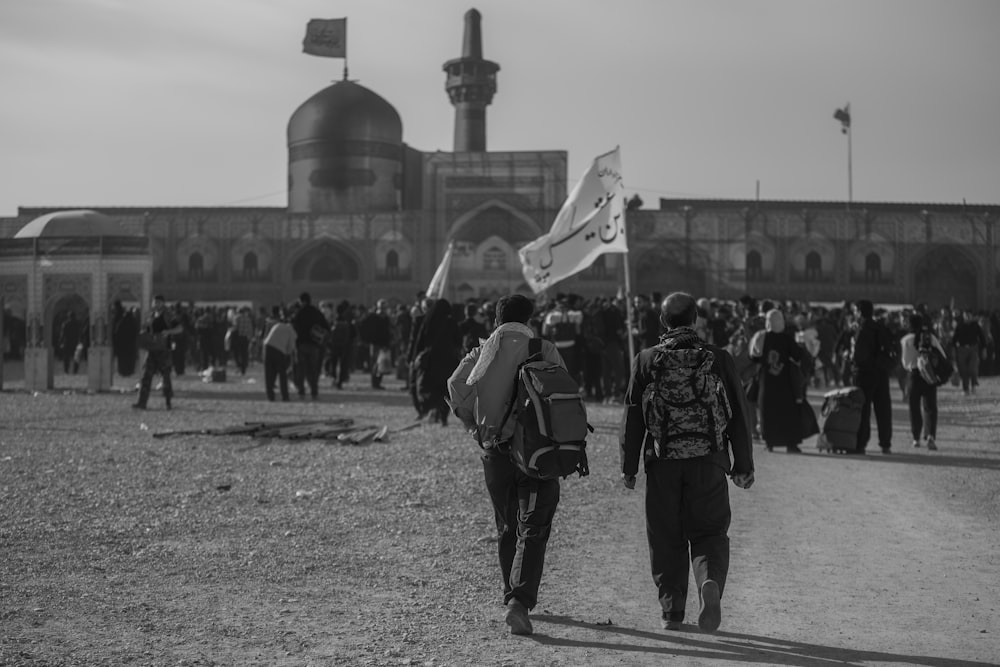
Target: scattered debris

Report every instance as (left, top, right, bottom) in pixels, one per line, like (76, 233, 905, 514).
(151, 418, 422, 445)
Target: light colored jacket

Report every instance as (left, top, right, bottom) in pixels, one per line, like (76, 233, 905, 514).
(447, 331, 564, 446)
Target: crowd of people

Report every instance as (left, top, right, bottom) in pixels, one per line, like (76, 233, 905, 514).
(105, 291, 997, 412)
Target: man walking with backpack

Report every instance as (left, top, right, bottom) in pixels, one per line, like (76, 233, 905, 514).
(447, 294, 567, 637)
(620, 292, 755, 633)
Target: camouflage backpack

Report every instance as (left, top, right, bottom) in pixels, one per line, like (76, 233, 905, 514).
(641, 344, 733, 459)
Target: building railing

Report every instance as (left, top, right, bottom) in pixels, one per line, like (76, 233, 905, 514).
(0, 237, 150, 258)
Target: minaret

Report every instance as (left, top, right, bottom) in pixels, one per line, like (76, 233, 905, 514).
(443, 9, 499, 152)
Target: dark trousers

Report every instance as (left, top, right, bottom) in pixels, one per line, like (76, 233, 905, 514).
(907, 371, 937, 440)
(294, 342, 322, 398)
(197, 331, 214, 370)
(369, 344, 386, 388)
(854, 368, 893, 451)
(328, 345, 352, 388)
(264, 346, 290, 401)
(482, 449, 560, 610)
(172, 340, 187, 376)
(231, 334, 250, 374)
(583, 350, 603, 401)
(137, 352, 172, 407)
(955, 346, 980, 392)
(645, 457, 731, 620)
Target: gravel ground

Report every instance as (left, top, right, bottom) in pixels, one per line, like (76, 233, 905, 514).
(1, 364, 998, 666)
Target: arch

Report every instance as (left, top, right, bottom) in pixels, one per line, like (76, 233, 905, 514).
(289, 240, 361, 283)
(790, 233, 834, 283)
(911, 245, 979, 310)
(45, 292, 90, 358)
(864, 252, 882, 283)
(243, 251, 259, 278)
(449, 200, 543, 246)
(385, 249, 400, 278)
(188, 252, 204, 278)
(230, 233, 273, 280)
(746, 250, 762, 281)
(805, 251, 822, 282)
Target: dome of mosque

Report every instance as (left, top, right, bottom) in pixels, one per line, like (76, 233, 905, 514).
(288, 80, 402, 145)
(14, 210, 133, 238)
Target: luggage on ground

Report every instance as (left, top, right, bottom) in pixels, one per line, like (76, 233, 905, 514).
(817, 387, 864, 452)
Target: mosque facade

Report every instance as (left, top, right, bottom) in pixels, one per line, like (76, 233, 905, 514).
(2, 8, 998, 317)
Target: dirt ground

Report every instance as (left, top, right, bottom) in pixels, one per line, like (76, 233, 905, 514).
(1, 361, 998, 666)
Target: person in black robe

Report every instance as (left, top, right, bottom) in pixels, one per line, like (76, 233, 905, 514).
(410, 298, 462, 424)
(749, 309, 804, 452)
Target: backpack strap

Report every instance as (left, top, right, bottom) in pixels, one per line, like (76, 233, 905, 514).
(497, 337, 543, 445)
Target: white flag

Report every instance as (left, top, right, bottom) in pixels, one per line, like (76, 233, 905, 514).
(426, 240, 455, 299)
(519, 147, 627, 294)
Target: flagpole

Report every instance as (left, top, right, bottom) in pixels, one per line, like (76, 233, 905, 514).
(846, 114, 853, 209)
(622, 209, 636, 367)
(343, 18, 349, 80)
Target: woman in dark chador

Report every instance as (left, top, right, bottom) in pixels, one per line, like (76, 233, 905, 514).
(750, 309, 805, 452)
(112, 301, 140, 377)
(409, 298, 462, 424)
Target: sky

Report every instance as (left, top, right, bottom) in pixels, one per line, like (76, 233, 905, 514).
(1, 0, 999, 217)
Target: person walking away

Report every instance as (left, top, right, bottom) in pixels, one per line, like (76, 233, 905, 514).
(328, 301, 356, 389)
(133, 295, 183, 410)
(262, 307, 296, 402)
(542, 294, 583, 385)
(749, 309, 805, 452)
(620, 292, 755, 633)
(358, 299, 393, 389)
(290, 292, 328, 400)
(447, 294, 567, 636)
(406, 297, 435, 417)
(952, 308, 986, 395)
(900, 314, 942, 450)
(410, 299, 461, 424)
(850, 299, 894, 454)
(230, 306, 255, 375)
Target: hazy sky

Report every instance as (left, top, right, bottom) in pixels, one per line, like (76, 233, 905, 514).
(2, 0, 998, 217)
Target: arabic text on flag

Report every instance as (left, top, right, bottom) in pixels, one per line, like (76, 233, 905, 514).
(303, 18, 347, 58)
(519, 147, 628, 294)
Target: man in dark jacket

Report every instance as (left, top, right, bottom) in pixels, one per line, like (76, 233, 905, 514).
(851, 299, 894, 454)
(291, 292, 328, 399)
(620, 292, 755, 634)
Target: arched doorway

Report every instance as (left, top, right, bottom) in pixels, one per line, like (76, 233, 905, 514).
(912, 246, 978, 310)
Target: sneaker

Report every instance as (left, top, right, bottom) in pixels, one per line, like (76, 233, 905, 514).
(926, 436, 938, 451)
(661, 612, 683, 631)
(881, 447, 892, 455)
(131, 402, 146, 410)
(697, 580, 722, 633)
(505, 598, 533, 636)
(912, 439, 921, 448)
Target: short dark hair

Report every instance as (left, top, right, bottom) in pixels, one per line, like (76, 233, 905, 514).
(909, 314, 924, 331)
(495, 294, 534, 324)
(857, 299, 874, 319)
(299, 292, 312, 305)
(464, 303, 478, 318)
(153, 294, 165, 302)
(660, 292, 698, 329)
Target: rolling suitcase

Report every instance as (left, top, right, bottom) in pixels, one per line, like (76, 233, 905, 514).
(817, 387, 864, 453)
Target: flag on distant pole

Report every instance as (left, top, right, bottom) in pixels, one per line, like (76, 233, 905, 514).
(833, 104, 851, 134)
(518, 147, 628, 294)
(426, 240, 455, 299)
(303, 18, 347, 58)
